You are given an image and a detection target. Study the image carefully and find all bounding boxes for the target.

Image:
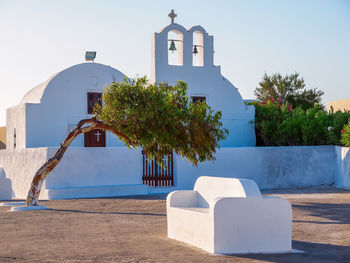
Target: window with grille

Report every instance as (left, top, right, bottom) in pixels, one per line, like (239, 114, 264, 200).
(14, 128, 16, 149)
(87, 92, 102, 114)
(192, 96, 206, 103)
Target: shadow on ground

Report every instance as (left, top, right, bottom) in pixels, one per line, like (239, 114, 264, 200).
(293, 202, 350, 224)
(262, 187, 350, 195)
(76, 194, 168, 201)
(51, 208, 166, 216)
(233, 241, 350, 263)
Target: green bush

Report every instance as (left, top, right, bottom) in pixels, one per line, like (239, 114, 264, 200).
(249, 100, 350, 146)
(341, 121, 350, 147)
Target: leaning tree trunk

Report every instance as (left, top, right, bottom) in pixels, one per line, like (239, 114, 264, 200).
(26, 117, 134, 206)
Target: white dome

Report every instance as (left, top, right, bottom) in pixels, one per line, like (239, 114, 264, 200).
(20, 63, 126, 104)
(21, 73, 59, 104)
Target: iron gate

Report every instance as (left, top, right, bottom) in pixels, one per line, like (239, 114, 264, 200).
(142, 152, 174, 186)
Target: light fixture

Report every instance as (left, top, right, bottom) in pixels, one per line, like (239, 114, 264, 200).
(85, 51, 96, 62)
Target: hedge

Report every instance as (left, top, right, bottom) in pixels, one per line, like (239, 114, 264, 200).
(248, 100, 350, 147)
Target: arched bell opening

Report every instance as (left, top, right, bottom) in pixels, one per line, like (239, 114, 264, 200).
(192, 30, 204, 67)
(168, 30, 183, 66)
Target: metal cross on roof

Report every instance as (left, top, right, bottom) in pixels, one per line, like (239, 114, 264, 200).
(168, 9, 177, 24)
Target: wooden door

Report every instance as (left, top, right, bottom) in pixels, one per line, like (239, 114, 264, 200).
(84, 129, 106, 147)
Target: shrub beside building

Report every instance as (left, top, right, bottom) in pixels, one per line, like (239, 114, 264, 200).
(247, 100, 350, 147)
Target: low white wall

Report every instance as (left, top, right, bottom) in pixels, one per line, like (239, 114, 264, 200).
(0, 147, 145, 200)
(46, 147, 143, 188)
(6, 104, 26, 149)
(0, 145, 349, 200)
(335, 146, 350, 189)
(0, 148, 48, 199)
(171, 146, 337, 191)
(0, 167, 12, 200)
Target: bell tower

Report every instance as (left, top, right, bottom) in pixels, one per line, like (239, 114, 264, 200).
(150, 10, 256, 147)
(151, 10, 216, 83)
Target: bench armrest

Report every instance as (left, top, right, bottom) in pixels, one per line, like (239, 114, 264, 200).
(167, 190, 199, 208)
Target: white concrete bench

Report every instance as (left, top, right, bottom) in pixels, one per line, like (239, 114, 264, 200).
(167, 176, 292, 254)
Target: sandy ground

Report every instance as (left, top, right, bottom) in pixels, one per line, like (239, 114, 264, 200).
(0, 187, 349, 263)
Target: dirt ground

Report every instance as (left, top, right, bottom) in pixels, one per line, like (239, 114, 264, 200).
(0, 187, 349, 263)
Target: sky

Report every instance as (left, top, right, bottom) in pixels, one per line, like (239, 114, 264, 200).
(0, 0, 349, 126)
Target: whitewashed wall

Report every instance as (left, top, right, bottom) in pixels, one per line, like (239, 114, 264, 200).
(0, 146, 349, 201)
(6, 104, 26, 149)
(0, 148, 48, 199)
(335, 146, 350, 189)
(0, 147, 147, 200)
(171, 146, 337, 191)
(46, 147, 147, 199)
(46, 147, 142, 188)
(0, 167, 12, 200)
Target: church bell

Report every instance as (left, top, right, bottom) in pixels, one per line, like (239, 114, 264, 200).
(193, 45, 198, 55)
(169, 40, 176, 52)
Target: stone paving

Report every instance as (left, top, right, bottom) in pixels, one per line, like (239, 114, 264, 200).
(0, 187, 349, 262)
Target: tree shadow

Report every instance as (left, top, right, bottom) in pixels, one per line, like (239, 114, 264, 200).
(0, 167, 14, 201)
(232, 241, 350, 263)
(262, 187, 350, 196)
(51, 208, 166, 216)
(104, 194, 168, 200)
(77, 194, 168, 201)
(292, 202, 350, 224)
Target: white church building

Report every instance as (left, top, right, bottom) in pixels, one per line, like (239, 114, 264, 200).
(6, 11, 255, 150)
(1, 10, 349, 201)
(0, 11, 258, 200)
(6, 63, 127, 149)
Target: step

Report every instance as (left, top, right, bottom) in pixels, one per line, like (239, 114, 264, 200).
(47, 184, 148, 200)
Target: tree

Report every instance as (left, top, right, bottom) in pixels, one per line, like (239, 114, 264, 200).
(26, 77, 228, 206)
(254, 72, 324, 110)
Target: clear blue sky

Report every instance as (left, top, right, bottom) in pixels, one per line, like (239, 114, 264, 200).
(0, 0, 349, 126)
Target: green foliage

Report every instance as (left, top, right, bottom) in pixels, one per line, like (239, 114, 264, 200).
(94, 77, 228, 166)
(341, 121, 350, 147)
(250, 100, 350, 146)
(254, 72, 324, 110)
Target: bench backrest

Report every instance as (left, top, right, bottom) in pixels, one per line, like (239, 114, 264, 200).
(194, 176, 261, 207)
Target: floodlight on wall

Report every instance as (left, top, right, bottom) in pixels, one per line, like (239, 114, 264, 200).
(85, 51, 96, 62)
